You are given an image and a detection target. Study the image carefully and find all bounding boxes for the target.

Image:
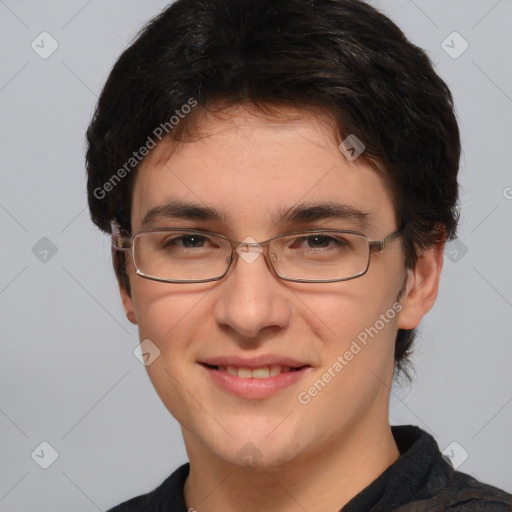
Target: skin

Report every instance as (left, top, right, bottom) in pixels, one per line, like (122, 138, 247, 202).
(119, 104, 444, 512)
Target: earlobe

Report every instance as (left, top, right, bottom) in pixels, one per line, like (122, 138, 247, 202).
(120, 285, 138, 325)
(397, 240, 445, 330)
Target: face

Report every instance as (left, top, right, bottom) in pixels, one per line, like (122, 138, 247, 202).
(121, 105, 424, 469)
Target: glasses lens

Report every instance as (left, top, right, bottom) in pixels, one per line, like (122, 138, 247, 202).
(131, 230, 371, 283)
(133, 231, 231, 282)
(270, 231, 370, 281)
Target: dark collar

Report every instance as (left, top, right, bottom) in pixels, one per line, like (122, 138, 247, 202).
(341, 425, 451, 511)
(158, 425, 510, 512)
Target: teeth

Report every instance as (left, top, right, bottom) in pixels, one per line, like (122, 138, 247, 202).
(252, 367, 270, 379)
(226, 365, 237, 376)
(237, 367, 253, 379)
(216, 365, 295, 378)
(270, 364, 281, 376)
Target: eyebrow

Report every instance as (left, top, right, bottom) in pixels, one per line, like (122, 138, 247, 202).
(140, 199, 372, 229)
(278, 201, 371, 227)
(141, 200, 227, 228)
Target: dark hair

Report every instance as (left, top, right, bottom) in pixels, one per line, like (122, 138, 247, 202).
(86, 0, 460, 379)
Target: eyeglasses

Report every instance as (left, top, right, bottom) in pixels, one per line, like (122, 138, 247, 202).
(111, 221, 402, 284)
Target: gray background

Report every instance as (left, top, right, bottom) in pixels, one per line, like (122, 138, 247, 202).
(1, 1, 511, 510)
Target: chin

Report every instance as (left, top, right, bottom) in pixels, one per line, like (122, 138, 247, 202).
(209, 425, 307, 470)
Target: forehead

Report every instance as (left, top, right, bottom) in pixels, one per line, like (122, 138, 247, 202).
(130, 105, 396, 237)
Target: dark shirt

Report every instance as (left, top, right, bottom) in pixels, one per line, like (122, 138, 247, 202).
(107, 425, 512, 511)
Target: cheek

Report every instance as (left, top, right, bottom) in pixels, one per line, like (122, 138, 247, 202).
(129, 283, 214, 426)
(294, 284, 400, 425)
(294, 274, 402, 403)
(130, 281, 212, 354)
(296, 278, 399, 344)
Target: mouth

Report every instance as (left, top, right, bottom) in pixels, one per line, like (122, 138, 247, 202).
(200, 363, 307, 379)
(199, 358, 312, 399)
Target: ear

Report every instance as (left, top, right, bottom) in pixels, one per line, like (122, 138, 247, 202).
(119, 284, 138, 324)
(397, 238, 445, 330)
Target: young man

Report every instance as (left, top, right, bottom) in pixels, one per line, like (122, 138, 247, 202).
(86, 0, 512, 510)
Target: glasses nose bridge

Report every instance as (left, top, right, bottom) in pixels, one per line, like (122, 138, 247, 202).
(227, 237, 277, 277)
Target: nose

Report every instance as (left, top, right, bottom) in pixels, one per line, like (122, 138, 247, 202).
(212, 244, 291, 340)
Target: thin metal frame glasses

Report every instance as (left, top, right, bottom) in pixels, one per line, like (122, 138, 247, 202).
(111, 220, 403, 284)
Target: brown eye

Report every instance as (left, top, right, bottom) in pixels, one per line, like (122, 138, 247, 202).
(163, 234, 209, 249)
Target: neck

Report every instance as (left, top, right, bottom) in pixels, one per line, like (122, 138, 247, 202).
(183, 418, 400, 512)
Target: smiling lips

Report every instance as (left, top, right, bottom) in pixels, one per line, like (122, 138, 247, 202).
(200, 356, 311, 399)
(217, 364, 297, 378)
